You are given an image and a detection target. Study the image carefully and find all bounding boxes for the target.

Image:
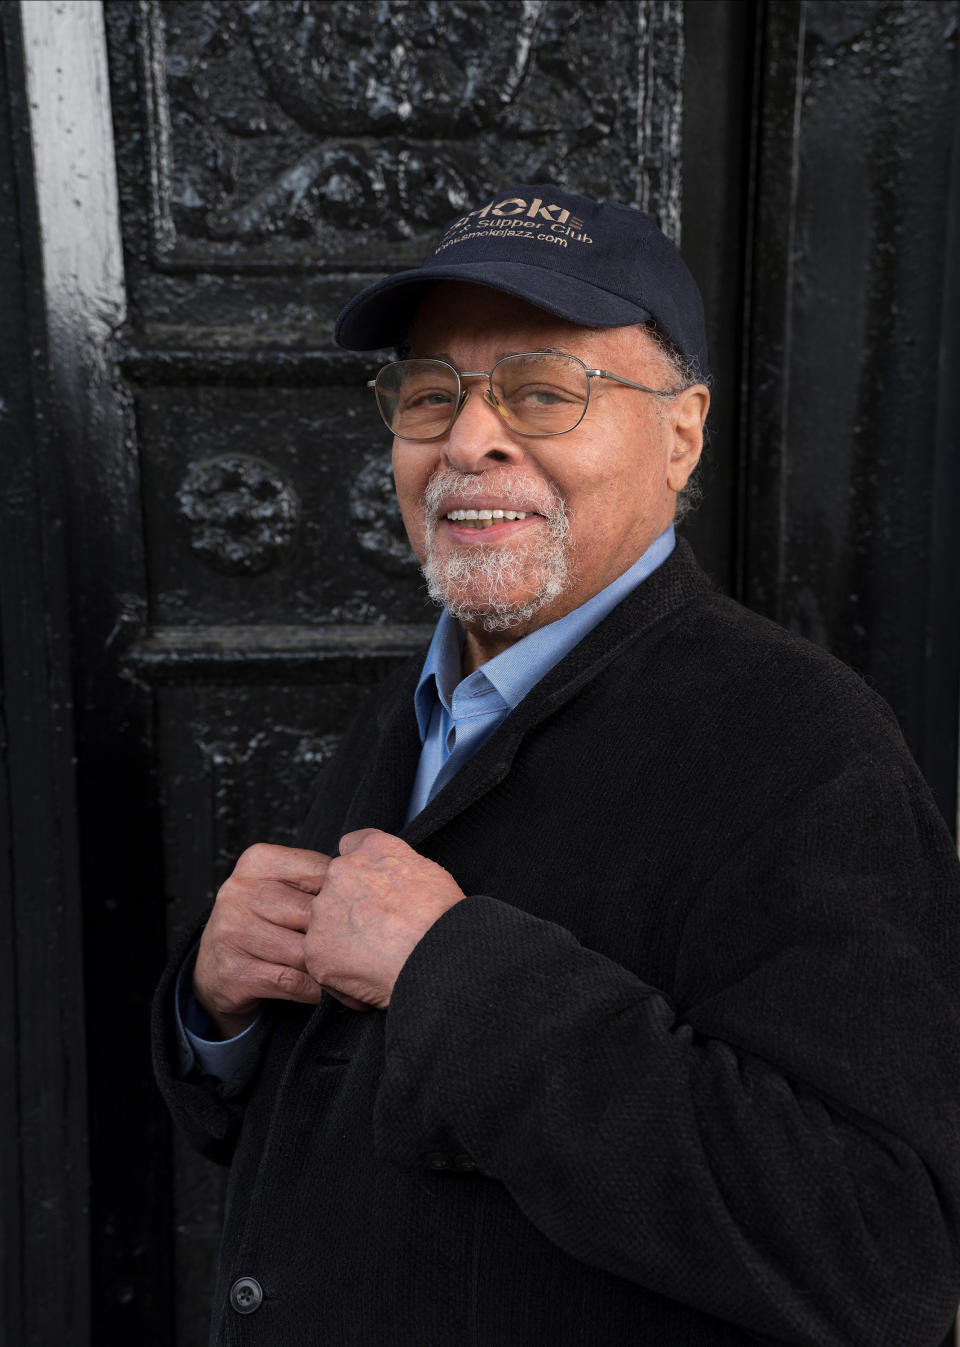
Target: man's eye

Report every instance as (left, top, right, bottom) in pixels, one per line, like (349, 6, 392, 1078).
(513, 384, 573, 406)
(403, 388, 454, 409)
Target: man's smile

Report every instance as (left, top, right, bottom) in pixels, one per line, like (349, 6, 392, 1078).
(441, 506, 540, 539)
(444, 508, 531, 527)
(424, 477, 555, 547)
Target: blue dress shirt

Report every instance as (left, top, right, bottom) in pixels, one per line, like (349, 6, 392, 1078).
(180, 524, 675, 1074)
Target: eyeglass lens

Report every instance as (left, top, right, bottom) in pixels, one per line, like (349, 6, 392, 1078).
(374, 353, 590, 440)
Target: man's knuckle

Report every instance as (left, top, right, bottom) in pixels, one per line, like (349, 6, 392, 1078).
(243, 841, 274, 867)
(274, 965, 304, 995)
(213, 872, 237, 904)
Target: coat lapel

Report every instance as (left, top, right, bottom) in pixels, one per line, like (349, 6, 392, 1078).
(339, 659, 424, 836)
(403, 539, 710, 848)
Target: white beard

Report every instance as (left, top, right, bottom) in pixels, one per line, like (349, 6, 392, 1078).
(420, 470, 571, 633)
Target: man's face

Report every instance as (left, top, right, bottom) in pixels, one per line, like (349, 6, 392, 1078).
(392, 282, 708, 666)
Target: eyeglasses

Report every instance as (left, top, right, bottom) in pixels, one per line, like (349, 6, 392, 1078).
(367, 351, 676, 441)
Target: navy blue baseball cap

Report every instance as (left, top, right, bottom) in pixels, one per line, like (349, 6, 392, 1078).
(334, 183, 708, 377)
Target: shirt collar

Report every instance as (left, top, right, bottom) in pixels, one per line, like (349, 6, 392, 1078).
(414, 612, 465, 739)
(414, 524, 675, 739)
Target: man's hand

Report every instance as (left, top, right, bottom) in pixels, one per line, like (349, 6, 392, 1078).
(193, 843, 331, 1039)
(304, 829, 465, 1010)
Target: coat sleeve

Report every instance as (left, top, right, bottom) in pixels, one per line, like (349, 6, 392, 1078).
(374, 759, 960, 1347)
(151, 923, 275, 1165)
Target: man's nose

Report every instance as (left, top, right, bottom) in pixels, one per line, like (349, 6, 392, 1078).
(441, 386, 526, 473)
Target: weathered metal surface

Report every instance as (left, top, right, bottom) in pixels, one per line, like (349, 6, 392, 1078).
(130, 0, 683, 271)
(11, 1, 173, 1341)
(744, 0, 960, 826)
(678, 0, 755, 591)
(129, 622, 438, 681)
(177, 453, 301, 576)
(106, 0, 685, 340)
(134, 380, 429, 627)
(0, 5, 91, 1343)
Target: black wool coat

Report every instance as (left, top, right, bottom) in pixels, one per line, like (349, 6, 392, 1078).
(154, 539, 960, 1347)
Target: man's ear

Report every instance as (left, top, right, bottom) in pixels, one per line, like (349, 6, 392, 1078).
(666, 385, 710, 491)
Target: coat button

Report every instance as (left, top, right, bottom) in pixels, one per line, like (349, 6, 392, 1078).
(229, 1276, 263, 1314)
(423, 1151, 450, 1170)
(453, 1154, 477, 1171)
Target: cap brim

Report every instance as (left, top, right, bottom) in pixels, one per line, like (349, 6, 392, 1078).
(334, 260, 653, 351)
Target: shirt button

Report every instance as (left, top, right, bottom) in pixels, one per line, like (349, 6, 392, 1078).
(229, 1277, 263, 1314)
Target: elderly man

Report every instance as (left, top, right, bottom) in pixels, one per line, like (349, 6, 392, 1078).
(154, 185, 960, 1346)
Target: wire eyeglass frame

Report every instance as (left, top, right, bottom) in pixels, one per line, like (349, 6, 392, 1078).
(367, 351, 678, 442)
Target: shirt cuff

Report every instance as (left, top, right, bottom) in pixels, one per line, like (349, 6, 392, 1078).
(174, 945, 262, 1081)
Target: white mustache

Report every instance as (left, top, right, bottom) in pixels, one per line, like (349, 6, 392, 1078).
(422, 469, 566, 530)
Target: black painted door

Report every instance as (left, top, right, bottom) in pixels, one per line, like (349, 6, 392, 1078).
(1, 2, 957, 1342)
